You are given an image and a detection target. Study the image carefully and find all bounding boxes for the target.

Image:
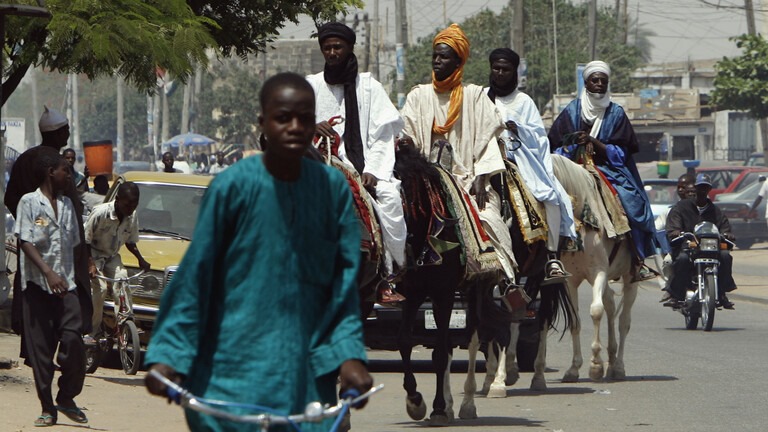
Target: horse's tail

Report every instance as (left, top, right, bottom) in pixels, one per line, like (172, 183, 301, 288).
(525, 274, 578, 336)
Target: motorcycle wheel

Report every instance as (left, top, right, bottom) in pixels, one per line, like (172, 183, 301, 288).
(701, 274, 716, 332)
(684, 307, 698, 330)
(119, 320, 141, 375)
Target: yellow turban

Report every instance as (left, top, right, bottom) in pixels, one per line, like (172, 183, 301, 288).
(432, 23, 470, 136)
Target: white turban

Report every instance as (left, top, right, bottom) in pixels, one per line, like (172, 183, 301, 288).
(582, 60, 611, 81)
(38, 106, 68, 133)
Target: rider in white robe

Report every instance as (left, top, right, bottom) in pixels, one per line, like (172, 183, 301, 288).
(307, 23, 406, 279)
(485, 90, 577, 249)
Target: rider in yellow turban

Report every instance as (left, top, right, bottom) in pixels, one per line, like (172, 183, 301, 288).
(432, 23, 470, 135)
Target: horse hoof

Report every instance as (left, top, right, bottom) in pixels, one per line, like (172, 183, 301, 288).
(607, 366, 626, 381)
(530, 376, 548, 391)
(562, 370, 579, 383)
(428, 412, 452, 426)
(505, 371, 520, 386)
(406, 394, 427, 421)
(589, 365, 605, 382)
(458, 403, 478, 419)
(487, 384, 507, 398)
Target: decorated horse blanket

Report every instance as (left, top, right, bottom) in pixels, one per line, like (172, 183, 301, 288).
(315, 136, 384, 271)
(501, 160, 549, 245)
(432, 165, 502, 278)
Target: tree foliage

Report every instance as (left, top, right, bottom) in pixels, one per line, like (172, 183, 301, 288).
(711, 34, 768, 119)
(403, 1, 650, 109)
(2, 0, 361, 104)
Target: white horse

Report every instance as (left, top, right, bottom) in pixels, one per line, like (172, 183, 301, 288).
(501, 154, 640, 391)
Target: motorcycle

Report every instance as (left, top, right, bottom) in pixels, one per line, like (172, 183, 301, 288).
(669, 221, 734, 332)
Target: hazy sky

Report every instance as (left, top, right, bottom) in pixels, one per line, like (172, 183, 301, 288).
(278, 0, 763, 64)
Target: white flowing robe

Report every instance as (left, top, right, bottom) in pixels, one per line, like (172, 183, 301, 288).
(488, 89, 577, 251)
(400, 83, 517, 278)
(306, 72, 407, 273)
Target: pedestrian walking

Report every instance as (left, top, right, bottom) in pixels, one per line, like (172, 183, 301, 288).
(15, 151, 88, 426)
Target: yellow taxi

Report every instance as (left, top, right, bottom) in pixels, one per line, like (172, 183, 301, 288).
(101, 171, 212, 344)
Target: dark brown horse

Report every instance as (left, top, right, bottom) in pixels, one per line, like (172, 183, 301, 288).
(393, 144, 575, 424)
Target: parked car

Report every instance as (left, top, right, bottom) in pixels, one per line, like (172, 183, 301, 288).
(744, 152, 764, 167)
(695, 166, 768, 200)
(643, 178, 678, 229)
(100, 171, 212, 344)
(363, 286, 541, 371)
(714, 176, 768, 250)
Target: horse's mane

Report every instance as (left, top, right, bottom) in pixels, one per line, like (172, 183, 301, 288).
(550, 154, 609, 232)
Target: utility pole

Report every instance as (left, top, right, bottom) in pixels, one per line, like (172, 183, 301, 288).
(181, 82, 191, 135)
(510, 0, 524, 56)
(395, 0, 408, 107)
(745, 0, 756, 36)
(588, 0, 597, 60)
(72, 73, 80, 150)
(117, 76, 124, 162)
(373, 0, 380, 80)
(552, 0, 559, 95)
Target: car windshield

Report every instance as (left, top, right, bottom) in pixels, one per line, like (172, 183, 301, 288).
(699, 169, 742, 190)
(716, 179, 765, 201)
(135, 183, 206, 239)
(643, 182, 677, 206)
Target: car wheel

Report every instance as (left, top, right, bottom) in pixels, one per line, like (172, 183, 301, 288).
(735, 238, 755, 250)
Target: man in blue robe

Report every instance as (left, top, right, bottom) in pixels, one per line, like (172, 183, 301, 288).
(548, 60, 658, 282)
(144, 72, 373, 431)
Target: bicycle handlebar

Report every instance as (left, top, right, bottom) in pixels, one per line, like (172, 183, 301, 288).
(148, 369, 383, 428)
(95, 270, 146, 283)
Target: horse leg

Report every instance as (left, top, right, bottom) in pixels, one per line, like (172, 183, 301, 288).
(481, 340, 497, 394)
(602, 285, 618, 380)
(428, 284, 455, 426)
(530, 318, 548, 391)
(504, 322, 521, 386)
(607, 277, 638, 381)
(562, 276, 584, 383)
(459, 331, 479, 419)
(487, 340, 508, 398)
(398, 279, 428, 421)
(589, 271, 609, 382)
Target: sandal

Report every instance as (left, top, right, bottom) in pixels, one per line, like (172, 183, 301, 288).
(34, 413, 56, 427)
(56, 405, 88, 424)
(631, 264, 659, 283)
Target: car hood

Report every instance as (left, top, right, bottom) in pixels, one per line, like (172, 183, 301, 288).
(118, 236, 190, 270)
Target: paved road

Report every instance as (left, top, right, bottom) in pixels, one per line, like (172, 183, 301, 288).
(2, 247, 767, 431)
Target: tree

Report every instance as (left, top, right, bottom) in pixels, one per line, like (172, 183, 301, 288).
(3, 0, 361, 105)
(402, 1, 651, 110)
(711, 34, 768, 162)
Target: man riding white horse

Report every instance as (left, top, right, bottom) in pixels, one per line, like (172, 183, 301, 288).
(484, 47, 577, 284)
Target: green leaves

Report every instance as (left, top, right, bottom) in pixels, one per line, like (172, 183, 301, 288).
(712, 34, 768, 119)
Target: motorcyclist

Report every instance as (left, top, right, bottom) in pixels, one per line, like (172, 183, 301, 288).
(661, 173, 736, 309)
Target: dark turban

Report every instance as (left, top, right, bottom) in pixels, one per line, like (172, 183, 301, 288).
(317, 22, 356, 45)
(487, 48, 520, 102)
(317, 21, 364, 174)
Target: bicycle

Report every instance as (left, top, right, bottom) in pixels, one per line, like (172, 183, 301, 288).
(85, 270, 145, 375)
(148, 369, 384, 432)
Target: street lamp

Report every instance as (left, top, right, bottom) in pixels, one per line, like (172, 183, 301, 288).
(0, 4, 50, 304)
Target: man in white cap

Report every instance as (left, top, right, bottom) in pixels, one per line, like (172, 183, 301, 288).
(548, 60, 658, 283)
(5, 107, 93, 410)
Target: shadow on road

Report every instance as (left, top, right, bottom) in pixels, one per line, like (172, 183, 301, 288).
(394, 416, 545, 428)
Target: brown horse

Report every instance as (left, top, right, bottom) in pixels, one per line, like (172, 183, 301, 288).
(393, 144, 575, 424)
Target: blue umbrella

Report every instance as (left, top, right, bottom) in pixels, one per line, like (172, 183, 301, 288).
(162, 132, 216, 148)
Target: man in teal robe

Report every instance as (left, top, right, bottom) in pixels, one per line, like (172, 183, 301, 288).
(145, 72, 370, 431)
